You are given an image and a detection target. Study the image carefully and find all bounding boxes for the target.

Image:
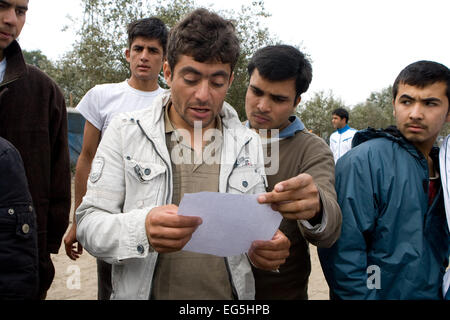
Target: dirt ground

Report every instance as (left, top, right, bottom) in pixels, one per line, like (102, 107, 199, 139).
(46, 181, 330, 300)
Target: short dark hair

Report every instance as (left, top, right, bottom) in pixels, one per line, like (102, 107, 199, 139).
(392, 60, 450, 103)
(166, 8, 240, 74)
(332, 108, 349, 123)
(127, 17, 169, 56)
(247, 45, 312, 103)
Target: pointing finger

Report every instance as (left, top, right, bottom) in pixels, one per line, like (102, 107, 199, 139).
(273, 173, 312, 192)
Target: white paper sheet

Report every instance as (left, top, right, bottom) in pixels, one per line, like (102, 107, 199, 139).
(179, 192, 282, 257)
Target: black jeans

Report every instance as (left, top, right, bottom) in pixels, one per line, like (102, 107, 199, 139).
(0, 204, 39, 299)
(97, 259, 112, 300)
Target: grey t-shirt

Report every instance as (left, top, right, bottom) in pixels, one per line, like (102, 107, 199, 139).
(150, 103, 233, 300)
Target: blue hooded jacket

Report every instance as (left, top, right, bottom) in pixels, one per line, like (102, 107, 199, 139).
(318, 127, 449, 299)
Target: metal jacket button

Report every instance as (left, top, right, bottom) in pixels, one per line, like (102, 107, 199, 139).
(22, 224, 30, 234)
(8, 208, 14, 215)
(137, 245, 145, 254)
(242, 181, 248, 188)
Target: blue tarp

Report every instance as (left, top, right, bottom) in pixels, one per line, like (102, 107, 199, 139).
(67, 108, 85, 166)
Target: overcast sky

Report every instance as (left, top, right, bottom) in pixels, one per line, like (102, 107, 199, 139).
(18, 0, 450, 107)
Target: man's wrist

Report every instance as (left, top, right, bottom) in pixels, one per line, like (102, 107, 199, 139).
(307, 197, 323, 226)
(307, 210, 323, 226)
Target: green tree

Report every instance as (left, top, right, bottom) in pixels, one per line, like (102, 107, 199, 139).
(52, 0, 135, 107)
(351, 86, 395, 130)
(23, 49, 55, 72)
(219, 1, 276, 119)
(297, 90, 347, 142)
(22, 50, 70, 104)
(440, 124, 450, 140)
(343, 86, 449, 138)
(55, 0, 276, 116)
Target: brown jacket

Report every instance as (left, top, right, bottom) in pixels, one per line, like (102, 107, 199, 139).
(0, 41, 71, 296)
(251, 121, 342, 300)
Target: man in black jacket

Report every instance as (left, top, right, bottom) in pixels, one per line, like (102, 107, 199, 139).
(0, 137, 39, 300)
(0, 1, 71, 299)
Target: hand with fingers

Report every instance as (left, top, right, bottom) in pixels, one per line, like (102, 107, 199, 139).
(248, 229, 290, 271)
(64, 224, 83, 260)
(145, 204, 203, 253)
(257, 173, 322, 221)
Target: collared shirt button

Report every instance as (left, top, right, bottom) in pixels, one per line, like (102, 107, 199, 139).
(126, 156, 131, 160)
(242, 181, 248, 188)
(8, 208, 14, 215)
(137, 245, 145, 254)
(29, 205, 33, 212)
(22, 224, 30, 234)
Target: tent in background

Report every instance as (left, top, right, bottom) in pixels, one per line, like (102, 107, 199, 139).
(67, 108, 84, 167)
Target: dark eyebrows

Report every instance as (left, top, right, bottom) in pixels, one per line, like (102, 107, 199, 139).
(250, 84, 289, 101)
(270, 93, 289, 101)
(18, 3, 28, 11)
(399, 94, 442, 104)
(0, 0, 28, 11)
(148, 46, 160, 52)
(179, 66, 229, 79)
(422, 97, 442, 103)
(422, 97, 441, 102)
(179, 66, 202, 77)
(0, 0, 11, 8)
(398, 94, 415, 101)
(249, 84, 263, 95)
(132, 44, 161, 52)
(211, 70, 230, 79)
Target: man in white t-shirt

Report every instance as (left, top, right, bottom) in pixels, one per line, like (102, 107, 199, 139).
(329, 108, 357, 163)
(63, 17, 168, 300)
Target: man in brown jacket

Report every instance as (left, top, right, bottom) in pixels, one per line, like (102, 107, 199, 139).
(246, 45, 342, 299)
(0, 0, 71, 299)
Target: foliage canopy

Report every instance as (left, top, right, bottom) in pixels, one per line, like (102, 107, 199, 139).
(27, 0, 449, 138)
(43, 0, 277, 119)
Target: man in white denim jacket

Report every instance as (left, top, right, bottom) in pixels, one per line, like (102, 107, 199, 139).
(76, 9, 290, 300)
(440, 134, 450, 300)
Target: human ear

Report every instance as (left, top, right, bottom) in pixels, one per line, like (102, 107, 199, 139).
(163, 61, 172, 86)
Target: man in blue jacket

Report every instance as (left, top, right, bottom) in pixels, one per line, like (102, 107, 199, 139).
(318, 60, 450, 299)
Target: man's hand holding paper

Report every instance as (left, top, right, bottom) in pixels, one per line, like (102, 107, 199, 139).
(145, 204, 203, 253)
(248, 229, 290, 271)
(172, 192, 289, 271)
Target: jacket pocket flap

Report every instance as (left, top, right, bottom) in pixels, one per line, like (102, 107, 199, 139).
(228, 167, 261, 193)
(126, 160, 166, 183)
